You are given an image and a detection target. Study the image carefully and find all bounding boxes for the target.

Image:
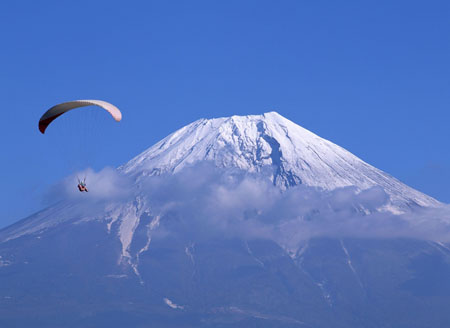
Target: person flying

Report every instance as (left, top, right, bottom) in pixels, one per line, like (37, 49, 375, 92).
(38, 99, 122, 195)
(77, 180, 88, 192)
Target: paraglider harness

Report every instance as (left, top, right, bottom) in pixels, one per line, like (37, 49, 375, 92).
(77, 178, 88, 192)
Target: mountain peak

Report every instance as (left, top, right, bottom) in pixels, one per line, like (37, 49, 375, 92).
(263, 110, 289, 120)
(120, 112, 439, 209)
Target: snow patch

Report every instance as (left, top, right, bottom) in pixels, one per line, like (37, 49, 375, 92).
(106, 274, 127, 278)
(340, 240, 364, 291)
(245, 241, 264, 267)
(0, 256, 11, 267)
(164, 298, 184, 310)
(316, 281, 333, 306)
(222, 306, 306, 325)
(130, 214, 160, 284)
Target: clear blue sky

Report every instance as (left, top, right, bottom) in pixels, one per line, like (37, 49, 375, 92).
(1, 0, 449, 227)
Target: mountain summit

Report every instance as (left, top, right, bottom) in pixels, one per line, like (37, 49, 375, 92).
(121, 112, 439, 209)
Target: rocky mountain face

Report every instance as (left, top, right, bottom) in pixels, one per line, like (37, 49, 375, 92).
(1, 112, 449, 328)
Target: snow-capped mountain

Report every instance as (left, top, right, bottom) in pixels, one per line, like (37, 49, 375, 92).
(121, 112, 439, 209)
(1, 112, 449, 328)
(1, 112, 442, 251)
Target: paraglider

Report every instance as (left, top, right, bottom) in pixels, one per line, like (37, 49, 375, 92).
(39, 100, 122, 192)
(38, 100, 122, 134)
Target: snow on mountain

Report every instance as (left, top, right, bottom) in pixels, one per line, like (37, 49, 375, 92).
(1, 111, 442, 261)
(1, 112, 449, 328)
(120, 111, 440, 209)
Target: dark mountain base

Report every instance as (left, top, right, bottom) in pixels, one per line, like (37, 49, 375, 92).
(1, 220, 450, 327)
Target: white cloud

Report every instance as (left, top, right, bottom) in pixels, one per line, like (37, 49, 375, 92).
(46, 163, 450, 248)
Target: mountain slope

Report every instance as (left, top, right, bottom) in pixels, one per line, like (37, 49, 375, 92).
(121, 112, 439, 209)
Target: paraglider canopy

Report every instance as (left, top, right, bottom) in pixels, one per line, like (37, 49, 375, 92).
(38, 100, 122, 134)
